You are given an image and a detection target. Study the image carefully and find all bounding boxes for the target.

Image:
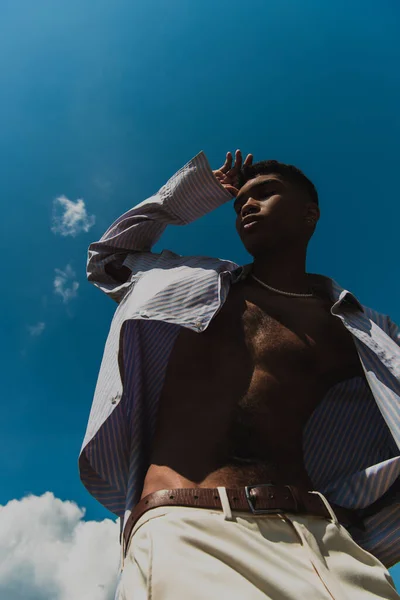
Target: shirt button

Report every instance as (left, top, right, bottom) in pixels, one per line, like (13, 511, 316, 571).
(194, 320, 203, 330)
(111, 393, 121, 405)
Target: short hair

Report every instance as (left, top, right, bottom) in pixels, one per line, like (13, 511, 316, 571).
(238, 160, 319, 205)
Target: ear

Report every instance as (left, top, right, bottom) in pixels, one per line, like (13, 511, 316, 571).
(304, 203, 320, 226)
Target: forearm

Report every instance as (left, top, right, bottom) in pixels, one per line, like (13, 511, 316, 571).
(87, 151, 231, 293)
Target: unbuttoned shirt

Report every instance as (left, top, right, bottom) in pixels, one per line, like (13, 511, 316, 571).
(79, 151, 400, 568)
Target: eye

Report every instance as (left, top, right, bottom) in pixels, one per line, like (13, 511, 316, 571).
(261, 189, 275, 198)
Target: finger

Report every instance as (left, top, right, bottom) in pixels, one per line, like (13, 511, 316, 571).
(225, 184, 239, 197)
(243, 153, 253, 168)
(233, 149, 242, 171)
(220, 152, 232, 174)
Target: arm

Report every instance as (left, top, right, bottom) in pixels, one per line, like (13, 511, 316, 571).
(87, 150, 252, 302)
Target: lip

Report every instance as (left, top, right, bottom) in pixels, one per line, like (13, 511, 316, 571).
(241, 215, 262, 232)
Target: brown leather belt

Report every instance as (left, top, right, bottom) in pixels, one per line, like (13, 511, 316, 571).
(122, 485, 357, 556)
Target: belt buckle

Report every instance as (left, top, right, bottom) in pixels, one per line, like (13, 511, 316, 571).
(245, 484, 296, 515)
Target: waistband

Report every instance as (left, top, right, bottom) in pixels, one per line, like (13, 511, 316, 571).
(122, 485, 358, 557)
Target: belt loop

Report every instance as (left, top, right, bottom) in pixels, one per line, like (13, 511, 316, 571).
(217, 487, 235, 521)
(120, 532, 125, 572)
(309, 491, 339, 526)
(120, 513, 129, 571)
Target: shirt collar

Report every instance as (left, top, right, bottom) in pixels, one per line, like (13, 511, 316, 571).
(231, 264, 364, 313)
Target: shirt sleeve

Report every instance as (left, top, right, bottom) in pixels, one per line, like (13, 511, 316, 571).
(86, 151, 232, 302)
(387, 317, 400, 348)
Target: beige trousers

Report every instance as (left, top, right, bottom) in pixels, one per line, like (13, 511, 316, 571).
(117, 488, 399, 599)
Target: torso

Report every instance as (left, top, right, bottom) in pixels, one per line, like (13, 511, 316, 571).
(140, 276, 364, 499)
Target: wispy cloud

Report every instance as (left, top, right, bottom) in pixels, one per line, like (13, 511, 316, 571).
(28, 322, 46, 336)
(0, 492, 119, 600)
(54, 265, 79, 303)
(92, 175, 112, 197)
(51, 195, 95, 237)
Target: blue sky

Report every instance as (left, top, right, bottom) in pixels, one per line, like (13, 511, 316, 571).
(1, 0, 400, 595)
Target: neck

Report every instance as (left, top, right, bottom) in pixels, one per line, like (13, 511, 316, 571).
(251, 246, 311, 295)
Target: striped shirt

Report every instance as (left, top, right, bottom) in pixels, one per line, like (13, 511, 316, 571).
(79, 151, 400, 568)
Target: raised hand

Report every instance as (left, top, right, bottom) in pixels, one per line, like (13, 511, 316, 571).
(213, 150, 253, 197)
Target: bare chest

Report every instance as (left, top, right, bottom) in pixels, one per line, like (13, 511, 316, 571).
(210, 285, 364, 463)
(236, 295, 362, 382)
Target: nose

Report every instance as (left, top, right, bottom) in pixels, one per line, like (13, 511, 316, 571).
(241, 198, 259, 219)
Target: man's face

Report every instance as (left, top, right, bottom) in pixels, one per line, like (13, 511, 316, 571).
(234, 174, 313, 256)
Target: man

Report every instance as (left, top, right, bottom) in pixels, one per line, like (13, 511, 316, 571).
(80, 149, 400, 599)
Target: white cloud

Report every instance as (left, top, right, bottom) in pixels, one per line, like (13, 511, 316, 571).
(51, 195, 95, 237)
(28, 322, 46, 337)
(54, 265, 79, 303)
(0, 492, 120, 600)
